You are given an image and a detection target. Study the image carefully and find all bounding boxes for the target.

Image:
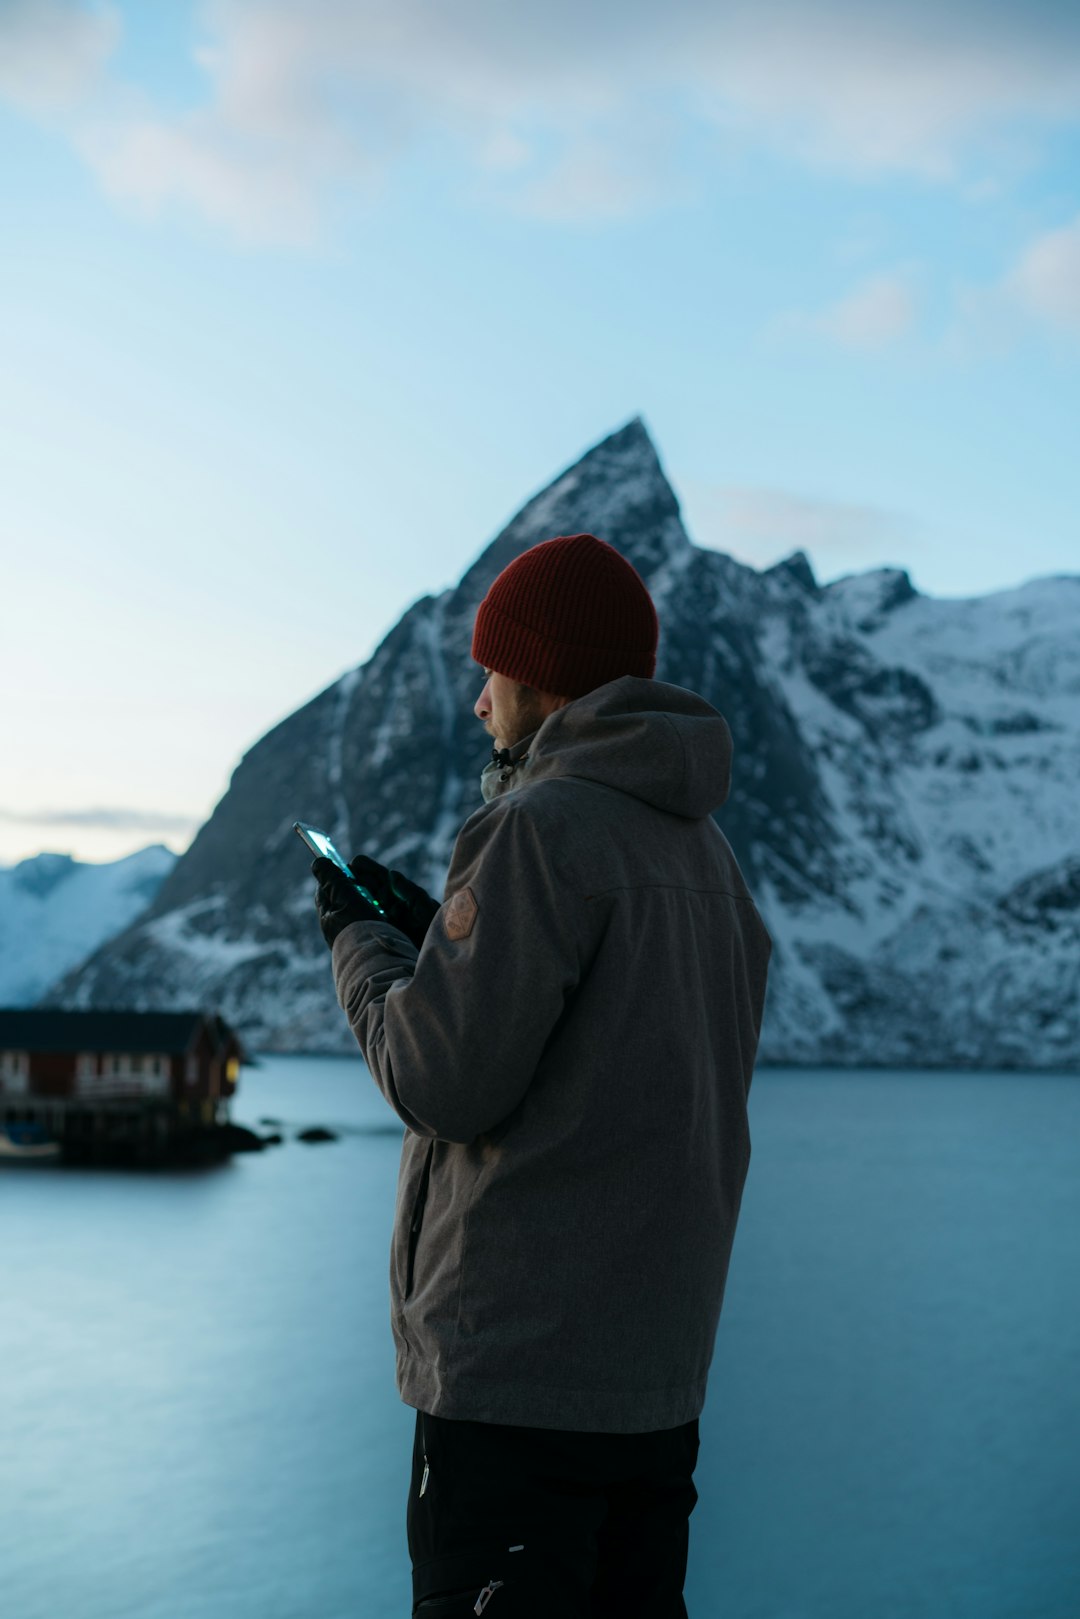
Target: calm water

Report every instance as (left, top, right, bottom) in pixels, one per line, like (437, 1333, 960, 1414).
(2, 1059, 1078, 1619)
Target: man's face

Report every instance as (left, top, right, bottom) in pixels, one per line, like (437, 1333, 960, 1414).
(474, 669, 556, 751)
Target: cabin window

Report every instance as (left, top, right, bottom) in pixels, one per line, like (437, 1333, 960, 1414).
(226, 1057, 240, 1083)
(105, 1054, 138, 1077)
(0, 1050, 30, 1093)
(94, 1053, 168, 1094)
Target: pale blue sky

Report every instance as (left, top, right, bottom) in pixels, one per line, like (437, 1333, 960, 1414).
(1, 0, 1078, 863)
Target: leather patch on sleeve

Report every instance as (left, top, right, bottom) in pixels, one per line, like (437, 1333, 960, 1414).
(444, 886, 478, 941)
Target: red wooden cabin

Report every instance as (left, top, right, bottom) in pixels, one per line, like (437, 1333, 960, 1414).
(0, 1009, 245, 1132)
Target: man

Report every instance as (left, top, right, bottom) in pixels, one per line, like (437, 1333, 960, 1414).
(312, 532, 771, 1617)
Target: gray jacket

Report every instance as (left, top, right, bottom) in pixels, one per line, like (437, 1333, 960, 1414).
(332, 676, 771, 1432)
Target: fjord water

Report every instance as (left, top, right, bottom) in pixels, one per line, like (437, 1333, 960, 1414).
(2, 1059, 1077, 1619)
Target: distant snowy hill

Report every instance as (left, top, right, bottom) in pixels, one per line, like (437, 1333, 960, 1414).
(52, 420, 1080, 1068)
(0, 847, 176, 1006)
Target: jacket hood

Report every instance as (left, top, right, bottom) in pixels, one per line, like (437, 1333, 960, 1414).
(483, 677, 732, 820)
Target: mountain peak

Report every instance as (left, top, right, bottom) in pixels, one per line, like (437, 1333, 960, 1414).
(765, 550, 819, 594)
(825, 565, 918, 631)
(11, 852, 77, 899)
(0, 848, 175, 1009)
(460, 417, 691, 600)
(51, 422, 1080, 1070)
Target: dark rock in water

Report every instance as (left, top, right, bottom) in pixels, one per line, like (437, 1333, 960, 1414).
(259, 1116, 283, 1126)
(217, 1122, 265, 1154)
(260, 1132, 283, 1146)
(296, 1126, 338, 1144)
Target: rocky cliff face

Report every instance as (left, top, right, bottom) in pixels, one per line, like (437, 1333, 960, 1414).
(51, 420, 1080, 1068)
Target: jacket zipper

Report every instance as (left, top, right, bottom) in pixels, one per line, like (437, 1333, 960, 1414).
(404, 1141, 434, 1299)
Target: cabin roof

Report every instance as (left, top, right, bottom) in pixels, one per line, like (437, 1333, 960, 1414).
(0, 1009, 242, 1056)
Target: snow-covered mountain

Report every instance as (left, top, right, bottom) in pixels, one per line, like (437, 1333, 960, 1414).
(51, 420, 1080, 1068)
(0, 846, 176, 1007)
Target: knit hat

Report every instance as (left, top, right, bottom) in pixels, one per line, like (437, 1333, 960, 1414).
(471, 533, 659, 699)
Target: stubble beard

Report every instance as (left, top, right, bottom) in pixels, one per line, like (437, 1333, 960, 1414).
(485, 684, 547, 751)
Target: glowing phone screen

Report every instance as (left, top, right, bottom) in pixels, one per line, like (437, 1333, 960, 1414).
(293, 821, 385, 914)
(300, 824, 352, 876)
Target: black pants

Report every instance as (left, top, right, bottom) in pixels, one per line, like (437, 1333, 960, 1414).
(407, 1410, 699, 1616)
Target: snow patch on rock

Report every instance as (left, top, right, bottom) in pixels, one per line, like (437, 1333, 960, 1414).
(0, 846, 176, 1007)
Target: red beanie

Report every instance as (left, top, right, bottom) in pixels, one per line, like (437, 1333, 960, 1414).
(471, 534, 659, 699)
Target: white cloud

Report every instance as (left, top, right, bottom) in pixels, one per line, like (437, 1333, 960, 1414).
(78, 113, 329, 245)
(0, 0, 120, 113)
(941, 212, 1080, 354)
(4, 0, 1080, 240)
(687, 485, 909, 569)
(0, 806, 198, 833)
(507, 106, 688, 222)
(819, 275, 918, 348)
(690, 5, 1080, 180)
(1010, 215, 1080, 331)
(512, 142, 655, 223)
(782, 273, 918, 350)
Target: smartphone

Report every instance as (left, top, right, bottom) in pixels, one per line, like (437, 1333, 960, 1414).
(293, 821, 385, 915)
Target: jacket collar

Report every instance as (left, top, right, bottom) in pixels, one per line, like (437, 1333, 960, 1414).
(479, 730, 537, 804)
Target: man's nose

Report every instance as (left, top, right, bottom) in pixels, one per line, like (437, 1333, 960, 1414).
(474, 678, 492, 720)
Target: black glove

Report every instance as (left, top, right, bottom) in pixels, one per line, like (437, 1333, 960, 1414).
(311, 858, 384, 950)
(346, 854, 441, 950)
